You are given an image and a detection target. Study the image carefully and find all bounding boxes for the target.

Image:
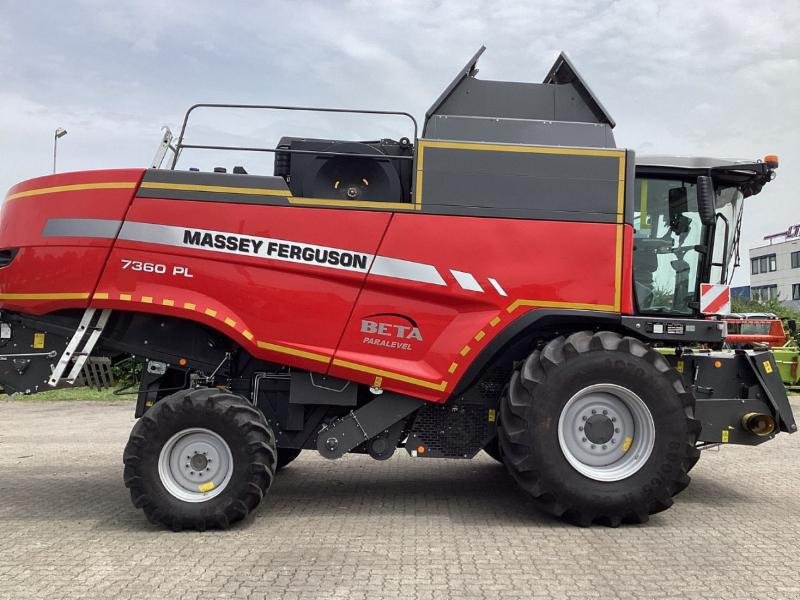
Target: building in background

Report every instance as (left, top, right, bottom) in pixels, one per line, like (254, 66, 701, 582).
(749, 224, 800, 308)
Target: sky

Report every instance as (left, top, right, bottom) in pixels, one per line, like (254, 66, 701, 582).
(1, 0, 798, 286)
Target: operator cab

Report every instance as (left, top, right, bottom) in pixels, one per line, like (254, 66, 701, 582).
(633, 155, 778, 316)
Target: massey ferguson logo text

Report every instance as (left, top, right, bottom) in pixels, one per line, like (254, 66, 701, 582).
(361, 315, 423, 351)
(182, 229, 369, 270)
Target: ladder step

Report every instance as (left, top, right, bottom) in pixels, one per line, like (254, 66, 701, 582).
(47, 308, 112, 387)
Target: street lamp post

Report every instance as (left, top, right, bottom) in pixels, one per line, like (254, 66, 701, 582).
(53, 127, 67, 173)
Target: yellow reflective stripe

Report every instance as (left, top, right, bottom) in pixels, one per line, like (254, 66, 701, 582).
(614, 224, 623, 312)
(506, 299, 617, 313)
(5, 182, 137, 202)
(332, 358, 448, 392)
(616, 151, 626, 224)
(139, 181, 288, 196)
(256, 341, 331, 364)
(0, 292, 90, 300)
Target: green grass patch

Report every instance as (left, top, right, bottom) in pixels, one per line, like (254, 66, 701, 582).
(1, 386, 134, 402)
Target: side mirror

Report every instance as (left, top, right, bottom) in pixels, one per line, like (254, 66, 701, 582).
(697, 176, 716, 226)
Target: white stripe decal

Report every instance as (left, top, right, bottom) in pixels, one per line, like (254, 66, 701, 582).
(118, 221, 374, 273)
(371, 256, 446, 286)
(488, 277, 507, 297)
(43, 217, 462, 291)
(450, 269, 484, 292)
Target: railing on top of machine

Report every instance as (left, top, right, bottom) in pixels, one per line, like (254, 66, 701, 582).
(152, 103, 419, 170)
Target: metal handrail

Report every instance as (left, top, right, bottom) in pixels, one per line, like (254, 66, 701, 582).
(170, 103, 418, 169)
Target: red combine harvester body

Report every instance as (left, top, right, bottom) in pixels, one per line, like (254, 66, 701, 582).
(1, 166, 628, 401)
(0, 48, 794, 530)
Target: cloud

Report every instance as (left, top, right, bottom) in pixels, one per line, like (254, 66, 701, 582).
(1, 0, 798, 286)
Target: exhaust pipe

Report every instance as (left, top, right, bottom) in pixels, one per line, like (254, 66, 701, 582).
(741, 412, 776, 437)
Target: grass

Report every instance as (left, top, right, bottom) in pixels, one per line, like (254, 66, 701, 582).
(1, 386, 134, 402)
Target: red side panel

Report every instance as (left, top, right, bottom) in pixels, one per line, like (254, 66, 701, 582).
(0, 170, 144, 313)
(330, 213, 622, 401)
(92, 197, 391, 372)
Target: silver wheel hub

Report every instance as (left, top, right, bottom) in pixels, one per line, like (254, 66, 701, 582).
(558, 383, 655, 482)
(158, 428, 234, 502)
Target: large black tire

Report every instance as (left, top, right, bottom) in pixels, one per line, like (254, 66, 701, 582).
(123, 388, 277, 531)
(499, 331, 700, 526)
(276, 448, 302, 471)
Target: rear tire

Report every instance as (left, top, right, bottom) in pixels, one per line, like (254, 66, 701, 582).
(123, 387, 277, 531)
(498, 331, 700, 526)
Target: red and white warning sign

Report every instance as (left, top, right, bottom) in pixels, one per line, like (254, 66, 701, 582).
(700, 283, 731, 315)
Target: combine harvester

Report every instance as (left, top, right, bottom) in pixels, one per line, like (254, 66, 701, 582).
(0, 48, 794, 529)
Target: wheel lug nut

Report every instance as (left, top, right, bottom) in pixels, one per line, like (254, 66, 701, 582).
(582, 416, 587, 421)
(611, 417, 616, 422)
(602, 410, 608, 415)
(582, 437, 587, 442)
(615, 428, 620, 433)
(578, 426, 584, 431)
(591, 444, 596, 449)
(602, 445, 607, 450)
(591, 409, 597, 415)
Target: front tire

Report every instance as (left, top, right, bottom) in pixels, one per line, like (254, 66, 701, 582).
(123, 388, 277, 531)
(499, 331, 700, 526)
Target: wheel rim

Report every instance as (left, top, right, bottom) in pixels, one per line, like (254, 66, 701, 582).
(158, 428, 234, 502)
(558, 383, 655, 482)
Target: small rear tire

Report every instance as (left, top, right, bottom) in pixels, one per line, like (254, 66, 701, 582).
(123, 387, 277, 531)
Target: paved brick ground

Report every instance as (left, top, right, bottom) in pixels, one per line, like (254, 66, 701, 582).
(1, 399, 799, 600)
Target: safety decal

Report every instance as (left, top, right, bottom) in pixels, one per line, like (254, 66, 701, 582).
(699, 283, 731, 315)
